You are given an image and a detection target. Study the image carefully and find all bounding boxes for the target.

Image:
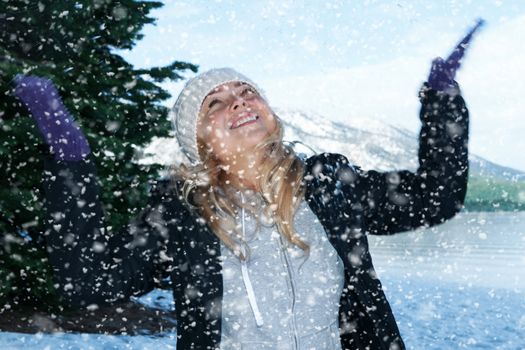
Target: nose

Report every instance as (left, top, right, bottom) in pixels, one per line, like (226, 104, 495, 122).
(232, 96, 247, 110)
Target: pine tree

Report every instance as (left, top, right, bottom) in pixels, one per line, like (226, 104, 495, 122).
(0, 0, 197, 309)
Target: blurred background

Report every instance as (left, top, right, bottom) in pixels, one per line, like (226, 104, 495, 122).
(122, 0, 525, 172)
(1, 1, 524, 349)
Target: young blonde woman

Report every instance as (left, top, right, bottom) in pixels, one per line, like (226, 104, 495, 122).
(14, 23, 483, 350)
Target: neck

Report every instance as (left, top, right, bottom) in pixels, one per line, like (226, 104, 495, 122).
(225, 148, 265, 192)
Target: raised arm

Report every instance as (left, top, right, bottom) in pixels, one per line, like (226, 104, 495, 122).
(42, 158, 172, 307)
(361, 21, 484, 234)
(14, 75, 91, 162)
(360, 85, 469, 235)
(15, 76, 171, 308)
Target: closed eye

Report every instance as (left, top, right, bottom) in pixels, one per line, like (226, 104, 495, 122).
(208, 99, 222, 110)
(240, 87, 257, 97)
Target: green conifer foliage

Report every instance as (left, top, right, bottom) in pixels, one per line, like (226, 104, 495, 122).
(0, 0, 197, 309)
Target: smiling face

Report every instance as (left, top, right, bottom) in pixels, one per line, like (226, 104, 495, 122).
(196, 81, 277, 164)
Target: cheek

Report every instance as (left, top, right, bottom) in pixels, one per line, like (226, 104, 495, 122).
(260, 109, 277, 131)
(267, 113, 277, 130)
(206, 124, 231, 144)
(198, 115, 220, 139)
(255, 100, 276, 127)
(198, 123, 232, 154)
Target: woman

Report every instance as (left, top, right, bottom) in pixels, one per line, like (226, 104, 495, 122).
(14, 26, 478, 349)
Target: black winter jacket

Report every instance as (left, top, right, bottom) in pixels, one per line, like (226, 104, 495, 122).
(43, 85, 469, 350)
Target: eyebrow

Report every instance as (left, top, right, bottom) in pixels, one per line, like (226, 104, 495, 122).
(202, 94, 222, 111)
(205, 81, 246, 99)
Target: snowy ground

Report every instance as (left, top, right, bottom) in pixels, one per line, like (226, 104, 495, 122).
(1, 212, 523, 350)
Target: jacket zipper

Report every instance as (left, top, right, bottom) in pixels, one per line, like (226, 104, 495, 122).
(279, 235, 300, 350)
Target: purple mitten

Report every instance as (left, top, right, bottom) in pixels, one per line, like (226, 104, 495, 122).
(428, 19, 485, 92)
(14, 75, 91, 161)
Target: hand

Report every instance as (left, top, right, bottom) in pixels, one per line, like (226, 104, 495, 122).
(14, 75, 91, 161)
(428, 19, 485, 92)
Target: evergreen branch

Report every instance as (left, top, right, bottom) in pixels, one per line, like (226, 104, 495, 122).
(135, 61, 198, 82)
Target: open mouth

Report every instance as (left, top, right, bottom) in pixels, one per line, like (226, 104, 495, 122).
(230, 114, 259, 129)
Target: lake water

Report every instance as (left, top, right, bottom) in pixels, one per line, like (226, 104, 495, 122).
(369, 211, 525, 350)
(0, 212, 523, 349)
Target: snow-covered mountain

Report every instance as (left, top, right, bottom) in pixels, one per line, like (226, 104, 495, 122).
(139, 109, 524, 181)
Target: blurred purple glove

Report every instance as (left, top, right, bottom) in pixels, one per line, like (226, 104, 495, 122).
(14, 75, 91, 161)
(428, 19, 485, 92)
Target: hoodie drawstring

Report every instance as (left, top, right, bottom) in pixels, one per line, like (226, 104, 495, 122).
(239, 192, 264, 327)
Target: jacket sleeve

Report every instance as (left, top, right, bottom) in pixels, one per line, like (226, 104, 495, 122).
(360, 83, 469, 235)
(42, 156, 174, 308)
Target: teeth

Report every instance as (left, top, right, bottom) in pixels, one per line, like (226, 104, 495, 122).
(232, 115, 258, 129)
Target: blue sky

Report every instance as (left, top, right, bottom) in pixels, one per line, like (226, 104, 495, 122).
(121, 0, 525, 171)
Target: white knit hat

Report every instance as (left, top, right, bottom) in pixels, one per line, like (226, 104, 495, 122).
(171, 67, 263, 165)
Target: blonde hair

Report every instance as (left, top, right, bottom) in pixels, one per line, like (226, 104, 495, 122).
(171, 116, 309, 260)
